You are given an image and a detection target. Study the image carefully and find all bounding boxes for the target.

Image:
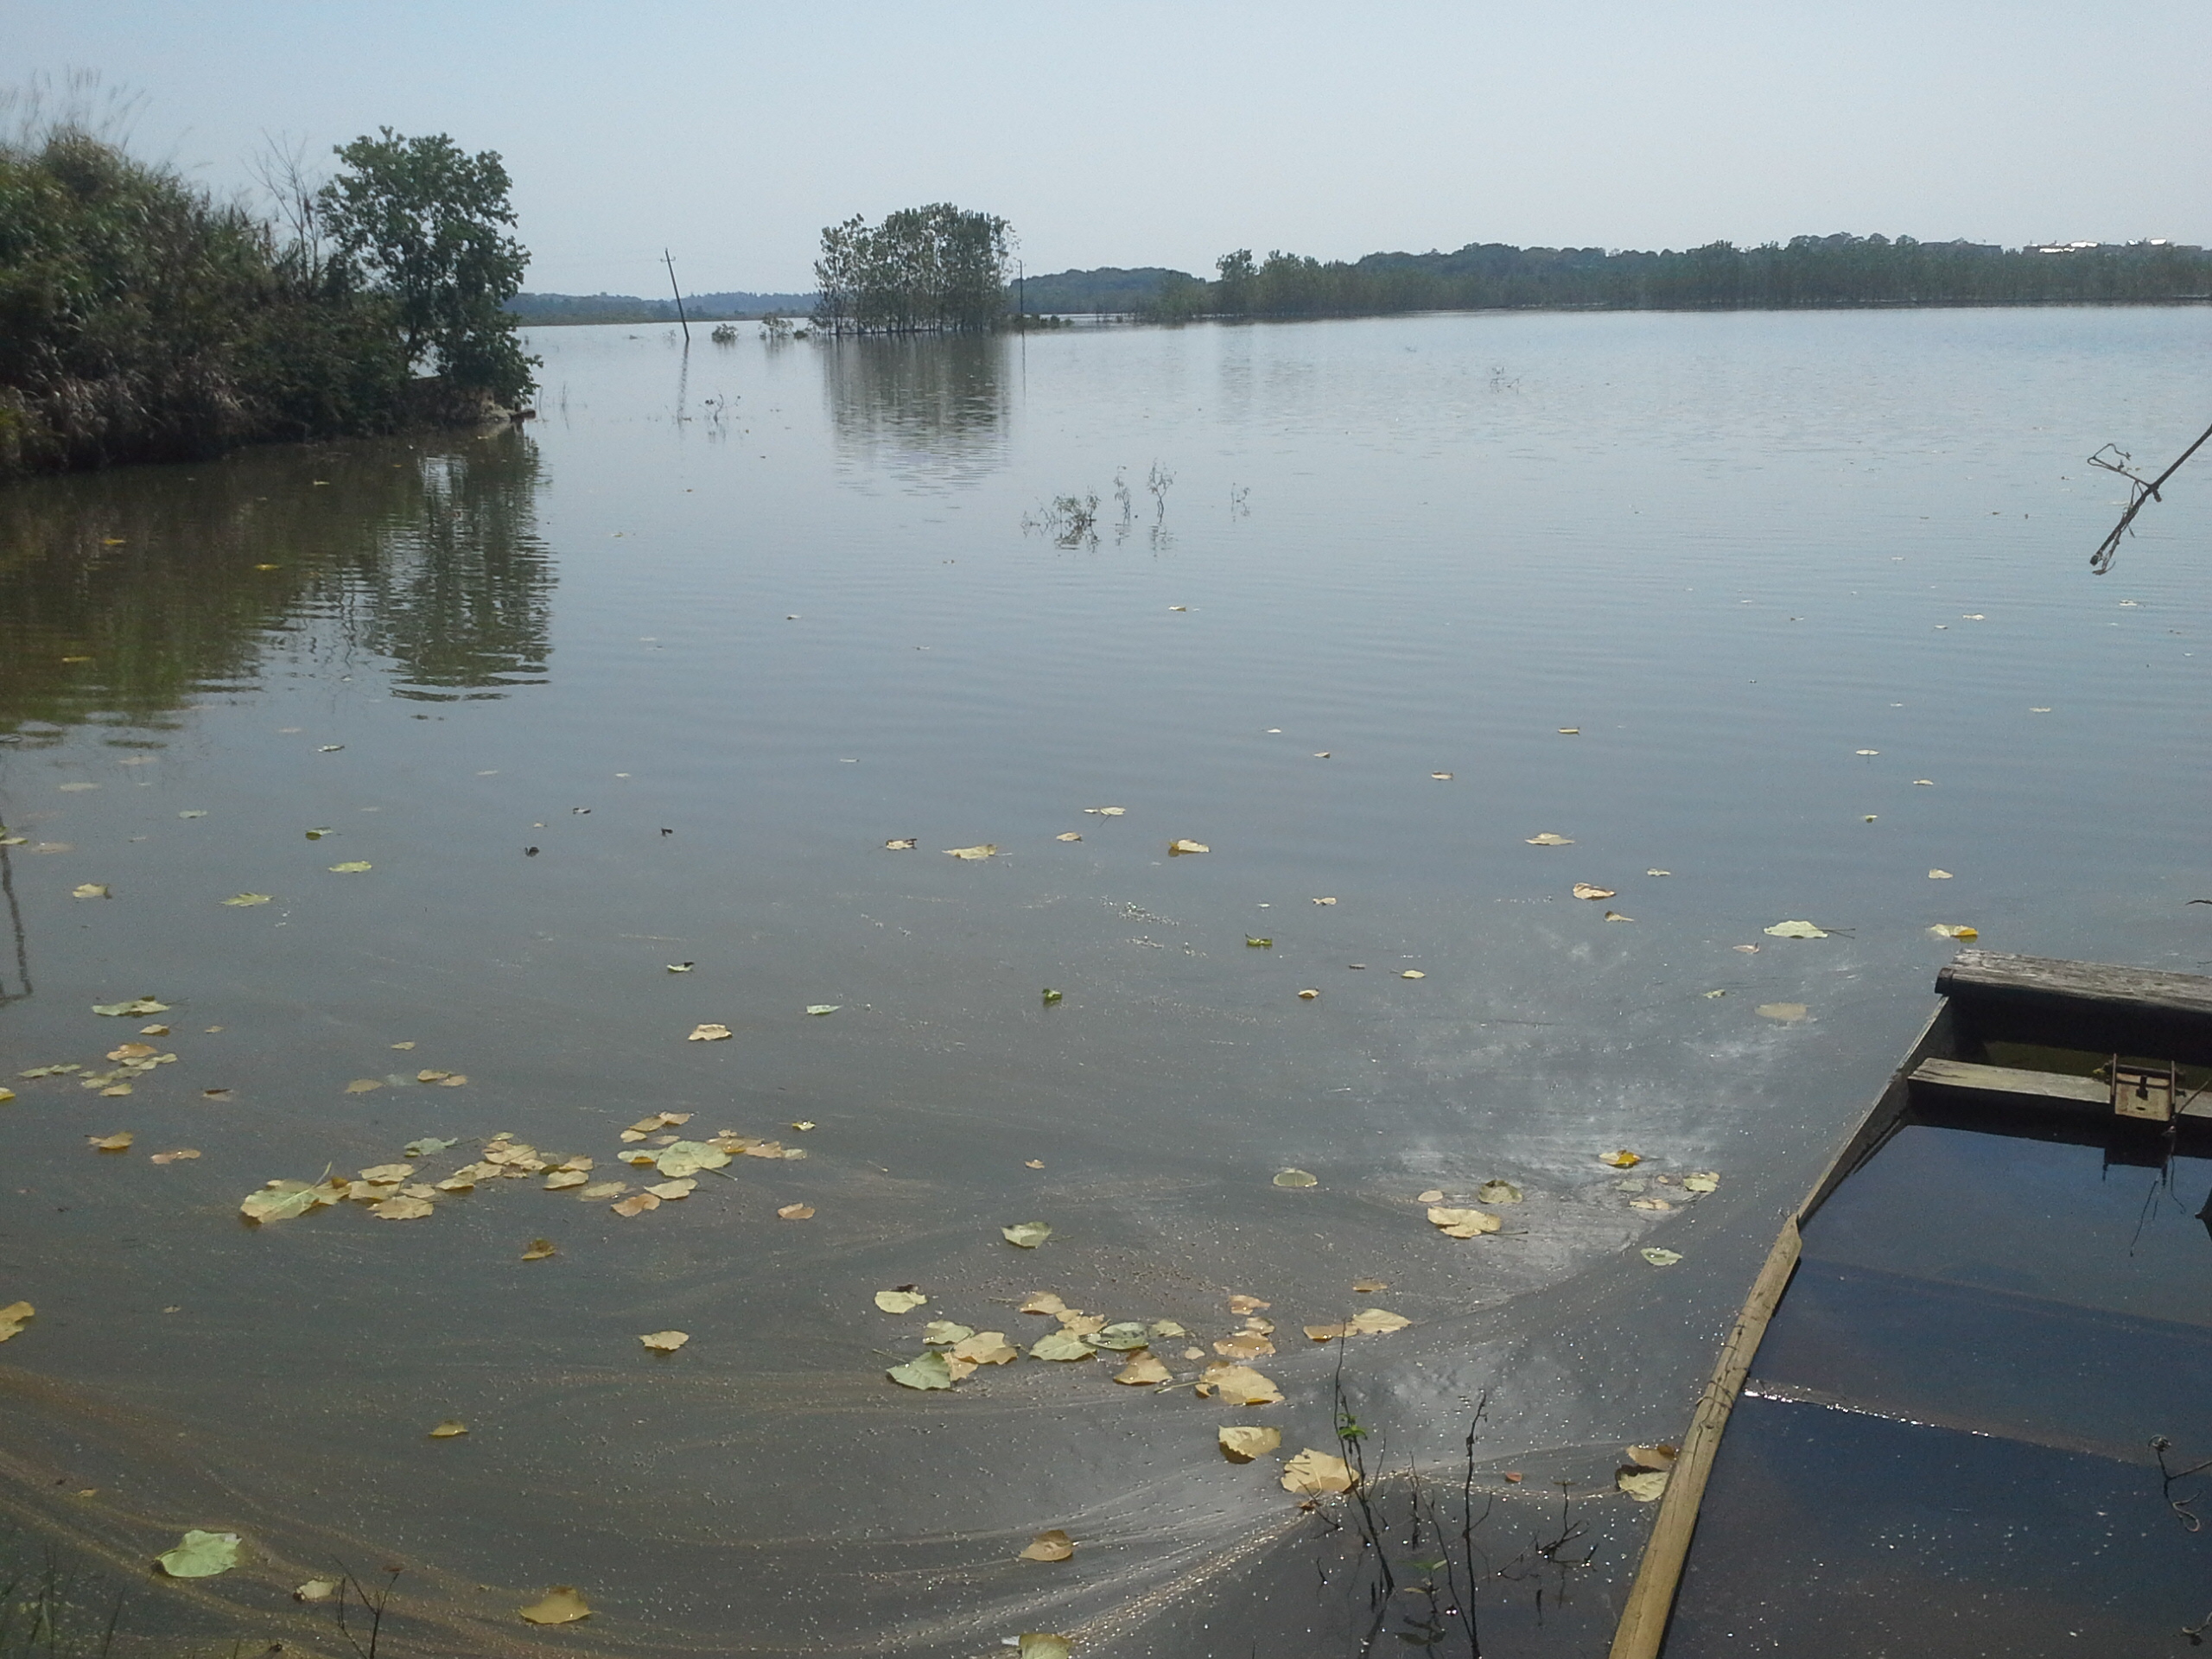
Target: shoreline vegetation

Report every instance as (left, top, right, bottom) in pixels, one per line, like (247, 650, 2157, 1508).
(515, 233, 2212, 334)
(1, 118, 535, 482)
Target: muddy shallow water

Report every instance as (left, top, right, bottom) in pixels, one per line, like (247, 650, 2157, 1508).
(0, 305, 2208, 1656)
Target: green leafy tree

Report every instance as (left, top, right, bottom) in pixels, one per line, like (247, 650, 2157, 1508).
(814, 203, 1011, 334)
(317, 130, 536, 405)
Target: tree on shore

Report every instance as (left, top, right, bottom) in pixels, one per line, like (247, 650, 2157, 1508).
(317, 130, 537, 410)
(814, 204, 1011, 334)
(0, 111, 537, 480)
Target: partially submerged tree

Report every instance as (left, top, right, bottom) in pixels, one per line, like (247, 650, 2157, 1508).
(317, 129, 537, 409)
(814, 204, 1011, 334)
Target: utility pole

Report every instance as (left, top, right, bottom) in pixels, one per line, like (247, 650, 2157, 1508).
(663, 248, 690, 343)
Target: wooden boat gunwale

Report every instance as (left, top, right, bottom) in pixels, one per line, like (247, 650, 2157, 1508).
(1606, 949, 2212, 1659)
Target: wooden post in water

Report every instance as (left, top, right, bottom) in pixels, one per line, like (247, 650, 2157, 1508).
(664, 249, 690, 343)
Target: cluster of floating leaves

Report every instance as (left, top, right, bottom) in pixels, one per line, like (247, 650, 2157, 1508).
(238, 1109, 808, 1230)
(876, 1268, 1408, 1496)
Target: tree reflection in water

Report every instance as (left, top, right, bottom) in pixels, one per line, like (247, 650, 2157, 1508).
(0, 427, 553, 738)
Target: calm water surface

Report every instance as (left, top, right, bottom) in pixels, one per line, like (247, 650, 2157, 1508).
(1, 307, 2208, 1656)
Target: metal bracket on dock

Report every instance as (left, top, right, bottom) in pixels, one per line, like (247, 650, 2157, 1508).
(2111, 1057, 2179, 1123)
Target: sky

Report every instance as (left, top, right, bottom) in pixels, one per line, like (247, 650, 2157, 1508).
(11, 1, 2212, 297)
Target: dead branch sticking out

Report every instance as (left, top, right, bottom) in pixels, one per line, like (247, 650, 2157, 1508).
(2088, 416, 2212, 574)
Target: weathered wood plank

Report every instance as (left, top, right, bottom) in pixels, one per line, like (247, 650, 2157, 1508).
(1937, 950, 2212, 1066)
(1607, 999, 1950, 1658)
(1608, 1218, 1801, 1659)
(1940, 950, 2212, 1018)
(1910, 1057, 2109, 1108)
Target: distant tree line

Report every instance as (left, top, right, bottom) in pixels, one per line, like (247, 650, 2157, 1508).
(505, 289, 817, 326)
(1143, 234, 2212, 321)
(0, 115, 535, 480)
(814, 204, 1011, 334)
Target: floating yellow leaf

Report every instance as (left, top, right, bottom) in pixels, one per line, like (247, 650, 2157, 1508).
(1273, 1168, 1317, 1188)
(92, 996, 168, 1017)
(1756, 1002, 1809, 1022)
(638, 1330, 689, 1352)
(1929, 924, 1978, 940)
(1083, 806, 1126, 817)
(1297, 988, 1319, 1000)
(876, 1288, 929, 1313)
(944, 843, 998, 860)
(359, 1163, 411, 1183)
(887, 1351, 954, 1389)
(429, 1420, 467, 1438)
(518, 1586, 592, 1624)
(520, 1237, 558, 1261)
(155, 1530, 240, 1579)
(1218, 1424, 1281, 1462)
(543, 1170, 588, 1191)
(1196, 1363, 1282, 1405)
(1168, 838, 1210, 855)
(687, 1023, 733, 1041)
(1572, 883, 1615, 900)
(1605, 910, 1634, 922)
(1602, 1149, 1643, 1168)
(149, 1149, 200, 1165)
(777, 1203, 815, 1219)
(1929, 868, 1955, 880)
(1030, 1331, 1093, 1361)
(1055, 832, 1082, 842)
(1020, 1529, 1075, 1561)
(1433, 770, 1454, 780)
(1020, 1292, 1068, 1315)
(222, 893, 271, 907)
(953, 1332, 1019, 1366)
(655, 1141, 730, 1177)
(612, 1192, 661, 1217)
(645, 1179, 696, 1200)
(884, 838, 918, 850)
(0, 1302, 32, 1342)
(1477, 1180, 1522, 1205)
(1214, 1331, 1275, 1359)
(1114, 1351, 1173, 1385)
(1526, 832, 1573, 847)
(1246, 935, 1272, 948)
(1683, 1172, 1719, 1194)
(371, 1195, 433, 1221)
(1630, 1197, 1674, 1211)
(1019, 1637, 1071, 1659)
(1002, 1221, 1052, 1249)
(1641, 1247, 1682, 1266)
(1351, 1278, 1388, 1294)
(294, 1580, 338, 1602)
(1281, 1449, 1357, 1494)
(1227, 1293, 1271, 1314)
(578, 1180, 626, 1199)
(1348, 1308, 1411, 1335)
(1618, 1467, 1669, 1502)
(88, 1131, 133, 1152)
(1427, 1206, 1500, 1239)
(327, 861, 372, 873)
(72, 883, 111, 899)
(1763, 919, 1827, 939)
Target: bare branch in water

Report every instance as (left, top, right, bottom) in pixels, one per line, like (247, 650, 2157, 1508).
(2088, 416, 2212, 574)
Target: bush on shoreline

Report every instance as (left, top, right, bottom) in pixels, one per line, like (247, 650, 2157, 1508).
(0, 123, 532, 481)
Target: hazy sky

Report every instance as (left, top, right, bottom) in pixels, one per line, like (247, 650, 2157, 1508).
(13, 2, 2211, 296)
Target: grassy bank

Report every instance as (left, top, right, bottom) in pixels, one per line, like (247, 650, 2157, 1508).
(0, 122, 531, 481)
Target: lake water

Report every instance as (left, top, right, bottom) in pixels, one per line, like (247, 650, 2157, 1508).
(1, 305, 2208, 1657)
